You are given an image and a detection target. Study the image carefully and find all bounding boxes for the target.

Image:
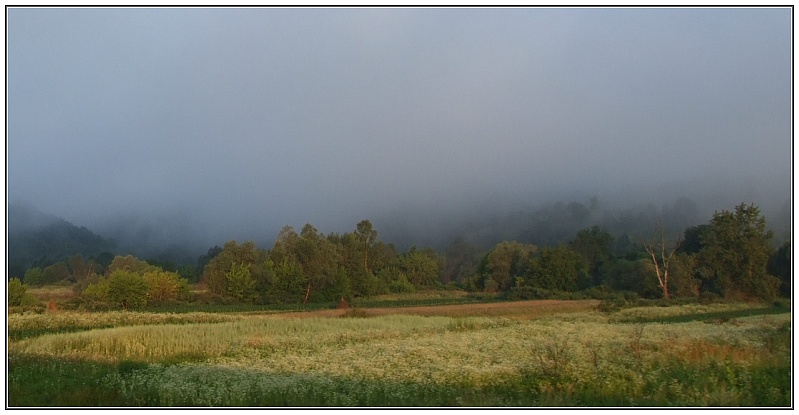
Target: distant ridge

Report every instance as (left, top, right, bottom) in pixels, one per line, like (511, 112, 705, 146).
(7, 203, 116, 278)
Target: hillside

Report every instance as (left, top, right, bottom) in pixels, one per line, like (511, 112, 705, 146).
(7, 203, 116, 278)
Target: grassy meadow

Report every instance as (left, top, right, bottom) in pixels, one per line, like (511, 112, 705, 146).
(6, 297, 791, 407)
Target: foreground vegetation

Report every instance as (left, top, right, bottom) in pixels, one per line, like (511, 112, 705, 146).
(8, 299, 790, 407)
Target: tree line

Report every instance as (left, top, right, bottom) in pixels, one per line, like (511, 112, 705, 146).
(11, 220, 445, 309)
(465, 203, 790, 301)
(9, 203, 790, 309)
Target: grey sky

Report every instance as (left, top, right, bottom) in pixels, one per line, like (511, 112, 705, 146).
(7, 7, 792, 250)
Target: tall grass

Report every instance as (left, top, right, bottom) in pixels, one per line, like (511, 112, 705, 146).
(609, 301, 787, 323)
(7, 311, 242, 340)
(8, 303, 791, 407)
(10, 314, 493, 363)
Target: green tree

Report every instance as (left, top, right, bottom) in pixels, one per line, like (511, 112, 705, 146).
(270, 226, 299, 265)
(8, 278, 37, 307)
(669, 253, 700, 298)
(526, 245, 590, 292)
(268, 259, 308, 304)
(355, 219, 377, 275)
(442, 236, 482, 284)
(92, 252, 115, 273)
(333, 231, 380, 298)
(601, 258, 655, 296)
(296, 224, 340, 303)
(81, 278, 110, 302)
(569, 226, 614, 286)
(23, 267, 44, 286)
(768, 240, 791, 298)
(226, 262, 257, 303)
(389, 273, 416, 293)
(476, 241, 537, 292)
(203, 240, 260, 298)
(678, 224, 711, 255)
(397, 247, 442, 288)
(107, 255, 158, 275)
(67, 254, 86, 281)
(196, 246, 222, 282)
(41, 262, 70, 285)
(699, 203, 779, 300)
(142, 270, 189, 304)
(106, 270, 149, 310)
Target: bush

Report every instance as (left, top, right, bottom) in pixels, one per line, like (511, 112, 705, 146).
(504, 286, 592, 301)
(8, 305, 46, 315)
(581, 285, 617, 300)
(465, 291, 500, 302)
(596, 292, 640, 313)
(389, 274, 415, 294)
(772, 299, 790, 310)
(8, 278, 39, 307)
(505, 286, 552, 300)
(698, 291, 723, 304)
(62, 295, 115, 311)
(107, 270, 149, 310)
(22, 268, 44, 286)
(143, 270, 190, 305)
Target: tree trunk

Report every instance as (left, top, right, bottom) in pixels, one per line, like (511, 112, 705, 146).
(303, 281, 312, 304)
(643, 221, 680, 301)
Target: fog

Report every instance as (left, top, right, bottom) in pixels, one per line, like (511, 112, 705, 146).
(7, 7, 792, 257)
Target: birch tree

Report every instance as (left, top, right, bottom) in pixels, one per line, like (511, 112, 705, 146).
(642, 220, 681, 300)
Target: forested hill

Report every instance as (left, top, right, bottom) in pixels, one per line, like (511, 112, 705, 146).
(376, 196, 792, 254)
(8, 203, 116, 278)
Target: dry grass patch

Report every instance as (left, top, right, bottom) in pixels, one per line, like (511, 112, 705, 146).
(665, 339, 763, 364)
(275, 299, 601, 319)
(26, 285, 76, 302)
(366, 290, 470, 302)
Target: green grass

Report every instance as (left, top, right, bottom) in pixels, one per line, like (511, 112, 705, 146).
(610, 301, 790, 324)
(619, 306, 790, 324)
(349, 296, 501, 309)
(7, 355, 125, 407)
(9, 352, 789, 407)
(144, 301, 338, 314)
(7, 311, 242, 341)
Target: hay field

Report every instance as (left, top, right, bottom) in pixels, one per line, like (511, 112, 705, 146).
(7, 300, 791, 407)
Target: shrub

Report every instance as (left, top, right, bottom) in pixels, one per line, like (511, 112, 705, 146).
(22, 268, 44, 286)
(107, 270, 149, 310)
(8, 278, 38, 307)
(698, 291, 723, 304)
(73, 273, 103, 295)
(465, 291, 499, 300)
(505, 286, 551, 300)
(63, 295, 115, 312)
(772, 299, 790, 310)
(83, 278, 109, 296)
(389, 274, 415, 294)
(143, 270, 190, 305)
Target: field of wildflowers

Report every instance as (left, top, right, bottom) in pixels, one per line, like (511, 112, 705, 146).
(7, 300, 791, 407)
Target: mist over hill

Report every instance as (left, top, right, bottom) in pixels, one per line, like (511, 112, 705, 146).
(7, 183, 790, 280)
(7, 203, 117, 277)
(7, 8, 791, 272)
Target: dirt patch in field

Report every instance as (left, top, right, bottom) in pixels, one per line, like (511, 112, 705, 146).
(272, 299, 601, 319)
